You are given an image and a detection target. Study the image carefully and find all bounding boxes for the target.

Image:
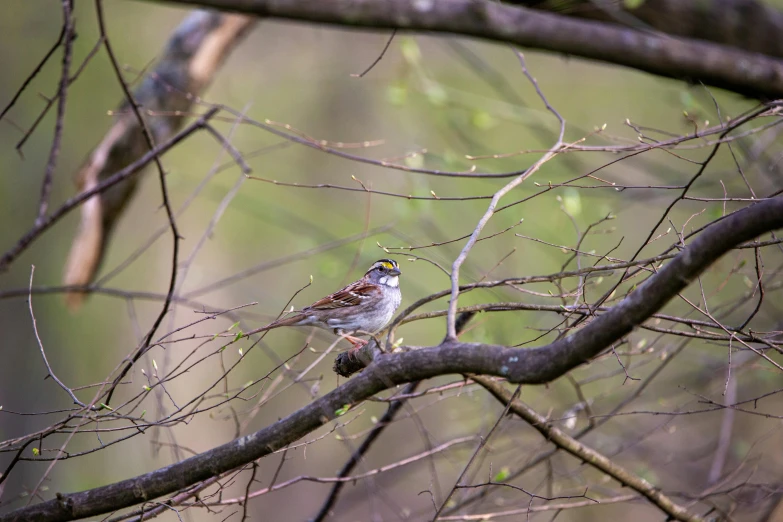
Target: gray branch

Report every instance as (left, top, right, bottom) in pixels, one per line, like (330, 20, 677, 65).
(511, 0, 783, 59)
(140, 0, 783, 98)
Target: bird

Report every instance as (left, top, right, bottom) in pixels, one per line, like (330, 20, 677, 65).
(246, 259, 402, 350)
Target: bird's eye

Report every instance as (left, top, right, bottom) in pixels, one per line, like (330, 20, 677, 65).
(379, 266, 386, 272)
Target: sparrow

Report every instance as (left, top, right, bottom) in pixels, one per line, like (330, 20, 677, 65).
(247, 259, 402, 349)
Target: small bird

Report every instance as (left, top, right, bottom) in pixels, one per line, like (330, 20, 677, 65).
(247, 259, 402, 349)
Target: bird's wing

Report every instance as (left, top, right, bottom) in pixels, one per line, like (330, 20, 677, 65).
(305, 280, 381, 310)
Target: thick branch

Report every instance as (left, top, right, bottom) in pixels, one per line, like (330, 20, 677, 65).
(140, 0, 783, 98)
(514, 0, 783, 59)
(5, 196, 782, 522)
(62, 10, 255, 308)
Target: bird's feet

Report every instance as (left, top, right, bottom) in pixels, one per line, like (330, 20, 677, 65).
(343, 334, 368, 352)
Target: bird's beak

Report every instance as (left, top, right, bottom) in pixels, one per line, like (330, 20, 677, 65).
(388, 267, 401, 276)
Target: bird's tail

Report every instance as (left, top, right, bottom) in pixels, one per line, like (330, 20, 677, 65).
(244, 312, 305, 336)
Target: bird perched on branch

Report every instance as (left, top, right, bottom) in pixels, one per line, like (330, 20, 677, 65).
(247, 259, 402, 350)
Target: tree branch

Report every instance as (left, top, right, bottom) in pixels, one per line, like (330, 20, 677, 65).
(0, 108, 219, 273)
(139, 0, 783, 98)
(512, 0, 783, 59)
(62, 9, 255, 309)
(470, 374, 704, 522)
(3, 192, 781, 521)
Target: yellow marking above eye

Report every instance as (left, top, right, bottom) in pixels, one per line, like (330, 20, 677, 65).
(379, 261, 395, 269)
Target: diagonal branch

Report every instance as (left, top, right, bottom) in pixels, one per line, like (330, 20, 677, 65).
(4, 196, 782, 522)
(470, 374, 704, 522)
(0, 108, 220, 273)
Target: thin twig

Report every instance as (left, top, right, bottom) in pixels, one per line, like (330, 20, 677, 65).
(95, 0, 183, 406)
(351, 29, 396, 78)
(446, 50, 565, 339)
(27, 265, 85, 408)
(432, 386, 522, 520)
(35, 0, 74, 225)
(470, 374, 705, 522)
(0, 24, 65, 123)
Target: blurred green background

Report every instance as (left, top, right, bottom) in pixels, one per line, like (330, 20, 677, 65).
(1, 1, 782, 521)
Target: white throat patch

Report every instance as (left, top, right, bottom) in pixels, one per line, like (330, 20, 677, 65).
(379, 275, 399, 287)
